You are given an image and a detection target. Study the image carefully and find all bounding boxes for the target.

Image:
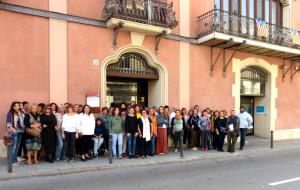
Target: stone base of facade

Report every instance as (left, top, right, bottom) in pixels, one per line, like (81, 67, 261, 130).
(0, 141, 6, 158)
(273, 129, 300, 140)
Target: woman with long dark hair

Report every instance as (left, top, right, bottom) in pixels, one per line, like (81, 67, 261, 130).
(79, 105, 95, 161)
(211, 110, 220, 149)
(124, 106, 139, 159)
(188, 109, 200, 150)
(93, 118, 106, 158)
(110, 107, 123, 159)
(6, 101, 25, 166)
(50, 103, 58, 114)
(156, 106, 169, 155)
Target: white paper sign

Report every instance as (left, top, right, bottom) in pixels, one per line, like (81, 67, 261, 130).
(86, 96, 100, 107)
(229, 124, 234, 132)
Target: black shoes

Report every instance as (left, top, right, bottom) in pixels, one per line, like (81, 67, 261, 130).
(46, 155, 54, 163)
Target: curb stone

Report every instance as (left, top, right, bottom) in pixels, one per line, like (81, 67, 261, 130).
(0, 142, 298, 181)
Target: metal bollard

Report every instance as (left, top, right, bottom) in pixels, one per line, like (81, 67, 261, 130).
(109, 134, 113, 164)
(6, 124, 13, 173)
(7, 144, 12, 173)
(180, 131, 184, 158)
(270, 130, 274, 149)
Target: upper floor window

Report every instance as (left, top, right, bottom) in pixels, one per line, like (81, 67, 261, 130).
(214, 0, 283, 26)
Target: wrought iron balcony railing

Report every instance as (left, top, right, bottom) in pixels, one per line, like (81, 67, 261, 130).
(196, 9, 300, 49)
(102, 0, 178, 29)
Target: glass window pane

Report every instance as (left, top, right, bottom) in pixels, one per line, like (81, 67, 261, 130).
(265, 0, 270, 22)
(223, 0, 229, 11)
(233, 0, 239, 15)
(257, 0, 263, 19)
(249, 0, 255, 18)
(272, 1, 277, 24)
(242, 0, 247, 16)
(215, 0, 221, 9)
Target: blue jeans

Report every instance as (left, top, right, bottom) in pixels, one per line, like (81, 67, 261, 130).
(12, 132, 22, 164)
(93, 137, 104, 155)
(112, 133, 123, 157)
(151, 135, 156, 155)
(240, 128, 248, 149)
(55, 131, 64, 160)
(127, 133, 137, 156)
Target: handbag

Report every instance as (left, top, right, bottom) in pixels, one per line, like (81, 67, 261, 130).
(26, 114, 42, 138)
(3, 135, 13, 146)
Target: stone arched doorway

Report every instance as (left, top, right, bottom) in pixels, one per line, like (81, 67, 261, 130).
(101, 45, 168, 108)
(240, 66, 269, 136)
(232, 58, 278, 138)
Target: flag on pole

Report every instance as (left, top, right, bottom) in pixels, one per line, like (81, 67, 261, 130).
(255, 18, 269, 38)
(290, 28, 300, 45)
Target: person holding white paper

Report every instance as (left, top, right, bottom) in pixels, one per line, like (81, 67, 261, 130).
(226, 109, 240, 153)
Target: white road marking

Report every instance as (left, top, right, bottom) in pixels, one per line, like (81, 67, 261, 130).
(269, 177, 300, 186)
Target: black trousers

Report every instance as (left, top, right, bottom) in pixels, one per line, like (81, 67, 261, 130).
(141, 138, 151, 157)
(211, 132, 218, 149)
(173, 130, 183, 149)
(240, 128, 248, 149)
(218, 132, 227, 151)
(43, 128, 57, 158)
(227, 131, 238, 152)
(183, 127, 191, 145)
(79, 135, 92, 155)
(18, 132, 27, 157)
(200, 130, 211, 148)
(64, 132, 76, 159)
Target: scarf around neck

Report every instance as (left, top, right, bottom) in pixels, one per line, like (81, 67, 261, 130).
(141, 117, 151, 141)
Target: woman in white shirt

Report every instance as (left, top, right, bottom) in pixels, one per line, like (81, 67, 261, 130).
(79, 105, 95, 161)
(62, 104, 80, 162)
(138, 109, 152, 159)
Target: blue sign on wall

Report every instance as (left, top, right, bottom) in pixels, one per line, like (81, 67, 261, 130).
(256, 106, 265, 114)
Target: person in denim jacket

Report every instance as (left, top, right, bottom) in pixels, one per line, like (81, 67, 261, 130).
(198, 110, 211, 151)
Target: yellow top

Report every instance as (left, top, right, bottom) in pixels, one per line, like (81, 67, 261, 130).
(136, 113, 142, 119)
(211, 117, 216, 132)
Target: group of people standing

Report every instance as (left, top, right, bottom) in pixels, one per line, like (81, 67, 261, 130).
(5, 100, 253, 167)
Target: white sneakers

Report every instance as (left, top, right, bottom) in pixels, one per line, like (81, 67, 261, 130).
(17, 157, 25, 162)
(12, 163, 20, 167)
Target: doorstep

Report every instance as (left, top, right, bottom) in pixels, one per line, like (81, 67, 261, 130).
(0, 136, 299, 181)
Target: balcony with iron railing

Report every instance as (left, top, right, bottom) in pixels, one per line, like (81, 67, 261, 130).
(102, 0, 178, 35)
(196, 9, 300, 61)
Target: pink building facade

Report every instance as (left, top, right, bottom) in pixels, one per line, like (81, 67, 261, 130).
(1, 0, 300, 154)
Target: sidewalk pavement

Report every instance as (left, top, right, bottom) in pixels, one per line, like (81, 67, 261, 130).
(0, 136, 299, 181)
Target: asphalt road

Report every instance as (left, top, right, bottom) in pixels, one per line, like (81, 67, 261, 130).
(1, 147, 300, 190)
